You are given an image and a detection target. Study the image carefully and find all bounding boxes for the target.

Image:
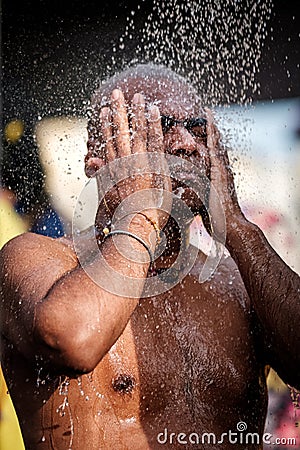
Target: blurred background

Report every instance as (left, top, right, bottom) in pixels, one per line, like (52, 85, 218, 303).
(1, 1, 299, 449)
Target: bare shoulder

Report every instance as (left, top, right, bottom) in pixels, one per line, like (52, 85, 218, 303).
(0, 233, 78, 339)
(0, 232, 78, 299)
(0, 232, 77, 276)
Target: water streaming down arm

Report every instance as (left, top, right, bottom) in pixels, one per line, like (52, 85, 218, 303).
(206, 109, 300, 390)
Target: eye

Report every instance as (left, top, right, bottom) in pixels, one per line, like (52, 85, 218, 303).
(186, 117, 207, 137)
(161, 115, 176, 133)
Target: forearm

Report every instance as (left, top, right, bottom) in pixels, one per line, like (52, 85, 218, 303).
(226, 217, 300, 386)
(34, 219, 153, 373)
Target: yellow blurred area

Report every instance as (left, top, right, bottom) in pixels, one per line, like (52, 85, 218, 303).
(0, 194, 28, 248)
(0, 371, 25, 450)
(4, 119, 24, 144)
(0, 192, 26, 450)
(267, 368, 289, 393)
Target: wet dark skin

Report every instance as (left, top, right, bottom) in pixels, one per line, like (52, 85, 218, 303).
(1, 72, 300, 450)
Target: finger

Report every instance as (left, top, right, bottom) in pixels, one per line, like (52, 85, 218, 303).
(99, 107, 121, 218)
(147, 106, 171, 194)
(86, 106, 102, 159)
(85, 110, 106, 176)
(111, 89, 131, 157)
(131, 93, 147, 154)
(205, 108, 220, 161)
(148, 105, 164, 153)
(100, 107, 115, 164)
(206, 108, 232, 165)
(205, 107, 233, 170)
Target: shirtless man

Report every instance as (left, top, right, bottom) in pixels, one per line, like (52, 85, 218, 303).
(1, 64, 299, 450)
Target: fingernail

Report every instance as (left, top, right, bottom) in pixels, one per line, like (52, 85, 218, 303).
(150, 105, 159, 120)
(112, 89, 120, 100)
(133, 93, 143, 104)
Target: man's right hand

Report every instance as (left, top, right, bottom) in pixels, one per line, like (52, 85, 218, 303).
(94, 89, 172, 246)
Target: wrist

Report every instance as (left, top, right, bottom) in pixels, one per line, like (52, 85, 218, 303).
(128, 213, 158, 252)
(98, 212, 160, 268)
(225, 215, 257, 253)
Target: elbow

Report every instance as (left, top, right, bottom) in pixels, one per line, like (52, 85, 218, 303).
(34, 304, 105, 374)
(50, 334, 102, 374)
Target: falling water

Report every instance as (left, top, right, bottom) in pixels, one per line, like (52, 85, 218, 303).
(120, 0, 273, 106)
(57, 376, 74, 450)
(115, 0, 274, 208)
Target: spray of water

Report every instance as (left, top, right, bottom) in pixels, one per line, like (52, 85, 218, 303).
(118, 0, 273, 107)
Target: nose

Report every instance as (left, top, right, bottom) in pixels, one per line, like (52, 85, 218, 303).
(164, 125, 197, 155)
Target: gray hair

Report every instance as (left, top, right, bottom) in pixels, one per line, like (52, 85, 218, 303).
(87, 63, 201, 156)
(91, 63, 199, 107)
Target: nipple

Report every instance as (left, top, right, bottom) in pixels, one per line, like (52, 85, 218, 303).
(112, 374, 136, 395)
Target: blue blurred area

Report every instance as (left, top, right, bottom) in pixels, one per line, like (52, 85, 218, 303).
(30, 207, 65, 237)
(15, 201, 65, 238)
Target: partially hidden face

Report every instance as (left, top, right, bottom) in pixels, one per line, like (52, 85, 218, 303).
(85, 68, 211, 217)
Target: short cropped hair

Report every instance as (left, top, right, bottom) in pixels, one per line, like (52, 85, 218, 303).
(87, 63, 201, 157)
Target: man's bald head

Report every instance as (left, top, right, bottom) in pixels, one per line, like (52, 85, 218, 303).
(90, 63, 202, 114)
(86, 63, 204, 162)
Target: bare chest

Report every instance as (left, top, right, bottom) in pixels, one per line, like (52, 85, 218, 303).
(9, 271, 267, 449)
(90, 273, 264, 423)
